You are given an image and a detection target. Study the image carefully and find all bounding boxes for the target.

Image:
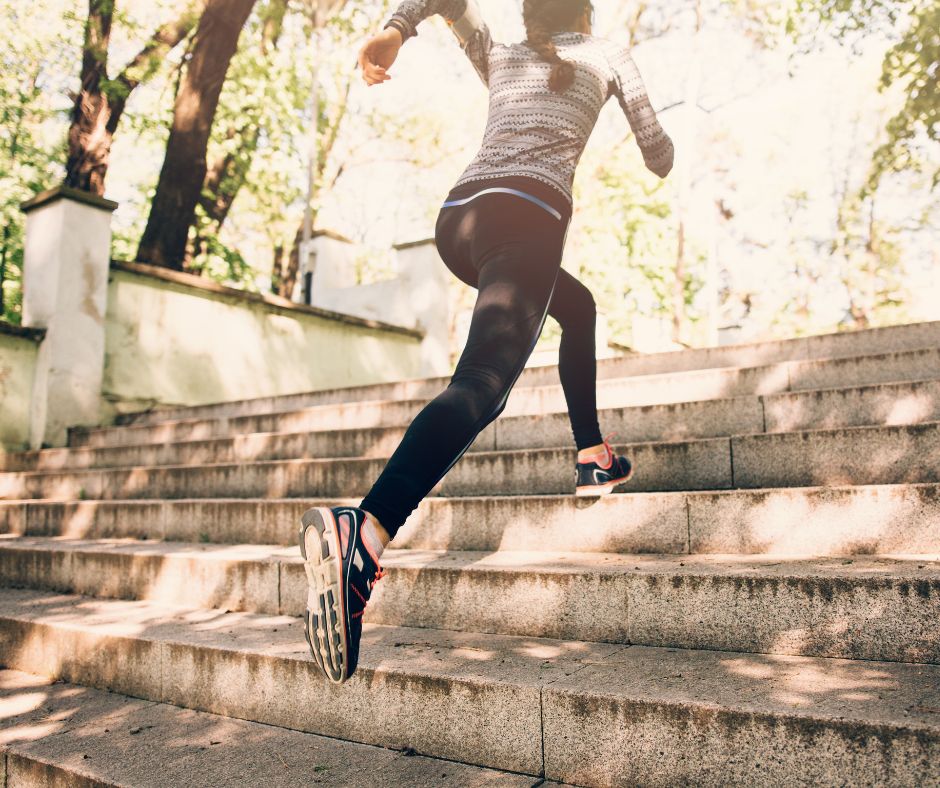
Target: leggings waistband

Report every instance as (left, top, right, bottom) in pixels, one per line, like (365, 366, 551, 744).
(441, 187, 564, 221)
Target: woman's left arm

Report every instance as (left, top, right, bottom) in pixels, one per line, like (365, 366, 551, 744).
(383, 0, 496, 86)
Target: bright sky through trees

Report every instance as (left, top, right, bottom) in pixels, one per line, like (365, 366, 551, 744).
(1, 0, 937, 349)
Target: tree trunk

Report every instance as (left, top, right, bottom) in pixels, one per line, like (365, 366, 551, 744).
(187, 0, 288, 267)
(136, 0, 258, 269)
(64, 0, 114, 195)
(672, 0, 703, 346)
(0, 225, 8, 317)
(275, 221, 309, 301)
(64, 0, 205, 196)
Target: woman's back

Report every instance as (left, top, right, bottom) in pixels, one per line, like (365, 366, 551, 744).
(384, 2, 675, 207)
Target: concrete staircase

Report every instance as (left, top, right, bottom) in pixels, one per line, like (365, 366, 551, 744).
(1, 320, 939, 786)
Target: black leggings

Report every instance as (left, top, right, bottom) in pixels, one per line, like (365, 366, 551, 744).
(358, 185, 604, 538)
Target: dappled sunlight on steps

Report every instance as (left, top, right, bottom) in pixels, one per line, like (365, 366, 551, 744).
(1, 320, 940, 785)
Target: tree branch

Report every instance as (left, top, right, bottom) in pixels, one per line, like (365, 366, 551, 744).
(106, 0, 208, 132)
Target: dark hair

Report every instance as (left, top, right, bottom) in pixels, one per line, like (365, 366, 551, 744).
(522, 0, 593, 92)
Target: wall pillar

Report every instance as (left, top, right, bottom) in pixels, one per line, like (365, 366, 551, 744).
(20, 185, 118, 448)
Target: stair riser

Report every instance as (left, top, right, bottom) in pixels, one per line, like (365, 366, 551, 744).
(762, 378, 940, 434)
(590, 321, 940, 387)
(0, 547, 280, 617)
(108, 322, 940, 428)
(112, 380, 451, 429)
(6, 396, 754, 472)
(69, 400, 429, 450)
(365, 567, 940, 664)
(68, 346, 940, 451)
(0, 442, 729, 500)
(0, 670, 536, 788)
(1, 753, 101, 788)
(2, 547, 936, 664)
(543, 685, 940, 787)
(5, 423, 940, 499)
(731, 423, 940, 489)
(67, 364, 779, 449)
(5, 426, 431, 473)
(0, 494, 685, 554)
(0, 619, 544, 774)
(1, 611, 937, 786)
(4, 486, 940, 557)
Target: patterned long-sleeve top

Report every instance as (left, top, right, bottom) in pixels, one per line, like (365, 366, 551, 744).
(383, 0, 675, 210)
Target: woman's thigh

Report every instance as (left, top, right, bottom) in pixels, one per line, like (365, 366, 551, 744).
(434, 204, 478, 288)
(435, 191, 568, 292)
(447, 192, 570, 394)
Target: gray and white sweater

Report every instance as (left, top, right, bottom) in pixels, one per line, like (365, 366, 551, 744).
(383, 0, 675, 209)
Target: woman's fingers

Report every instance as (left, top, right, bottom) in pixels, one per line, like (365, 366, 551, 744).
(358, 43, 391, 85)
(363, 64, 390, 85)
(357, 32, 399, 86)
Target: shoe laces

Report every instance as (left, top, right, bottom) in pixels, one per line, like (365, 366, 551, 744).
(368, 564, 386, 593)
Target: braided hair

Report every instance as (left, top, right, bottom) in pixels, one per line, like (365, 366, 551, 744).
(522, 0, 593, 92)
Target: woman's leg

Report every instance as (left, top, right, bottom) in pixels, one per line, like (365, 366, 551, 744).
(545, 268, 605, 452)
(358, 192, 570, 540)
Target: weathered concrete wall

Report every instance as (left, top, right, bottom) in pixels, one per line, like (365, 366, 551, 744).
(0, 324, 45, 451)
(102, 261, 425, 416)
(311, 238, 451, 378)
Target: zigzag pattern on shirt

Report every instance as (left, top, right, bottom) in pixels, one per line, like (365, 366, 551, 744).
(384, 1, 675, 207)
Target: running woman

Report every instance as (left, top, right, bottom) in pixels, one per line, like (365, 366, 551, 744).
(300, 0, 674, 684)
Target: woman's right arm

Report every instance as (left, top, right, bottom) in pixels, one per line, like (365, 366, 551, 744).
(383, 0, 496, 87)
(605, 42, 675, 179)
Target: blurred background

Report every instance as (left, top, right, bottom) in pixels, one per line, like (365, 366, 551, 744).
(1, 0, 937, 361)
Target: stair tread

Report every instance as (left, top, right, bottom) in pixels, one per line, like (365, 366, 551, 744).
(1, 535, 937, 575)
(0, 668, 536, 787)
(1, 587, 938, 731)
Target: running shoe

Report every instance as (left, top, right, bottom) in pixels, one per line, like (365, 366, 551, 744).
(299, 505, 385, 684)
(574, 432, 634, 496)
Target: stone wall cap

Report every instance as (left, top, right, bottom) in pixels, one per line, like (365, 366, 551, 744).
(393, 236, 435, 251)
(314, 228, 355, 244)
(0, 320, 46, 342)
(21, 185, 119, 214)
(110, 259, 424, 339)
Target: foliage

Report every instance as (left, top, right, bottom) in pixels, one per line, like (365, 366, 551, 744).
(786, 0, 939, 191)
(3, 0, 937, 348)
(0, 0, 79, 323)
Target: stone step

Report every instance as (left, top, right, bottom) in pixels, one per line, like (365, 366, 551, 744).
(3, 483, 940, 556)
(5, 421, 940, 501)
(0, 538, 936, 663)
(67, 346, 940, 450)
(0, 669, 536, 788)
(109, 319, 940, 428)
(12, 378, 940, 474)
(0, 589, 937, 784)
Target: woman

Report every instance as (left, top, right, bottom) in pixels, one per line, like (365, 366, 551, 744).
(300, 0, 674, 684)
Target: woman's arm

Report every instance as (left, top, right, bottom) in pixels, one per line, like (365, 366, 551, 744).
(605, 42, 675, 178)
(383, 0, 496, 86)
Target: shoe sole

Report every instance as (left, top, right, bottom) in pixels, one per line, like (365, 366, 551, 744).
(575, 459, 635, 497)
(299, 506, 349, 684)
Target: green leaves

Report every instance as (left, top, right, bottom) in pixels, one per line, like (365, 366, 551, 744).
(787, 0, 938, 191)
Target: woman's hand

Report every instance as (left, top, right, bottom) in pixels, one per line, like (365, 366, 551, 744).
(358, 27, 403, 86)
